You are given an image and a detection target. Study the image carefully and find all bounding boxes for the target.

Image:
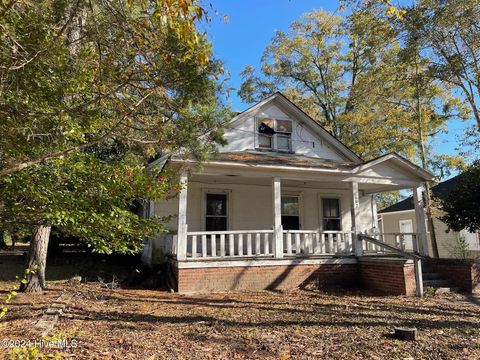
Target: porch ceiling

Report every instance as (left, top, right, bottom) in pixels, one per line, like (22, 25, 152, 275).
(189, 173, 417, 194)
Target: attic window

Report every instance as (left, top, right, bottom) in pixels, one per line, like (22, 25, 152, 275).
(257, 117, 292, 152)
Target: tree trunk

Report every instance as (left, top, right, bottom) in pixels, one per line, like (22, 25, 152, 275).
(0, 230, 6, 250)
(20, 225, 51, 292)
(414, 53, 440, 258)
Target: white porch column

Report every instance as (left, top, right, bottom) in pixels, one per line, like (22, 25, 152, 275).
(273, 176, 284, 258)
(351, 181, 363, 257)
(413, 185, 429, 256)
(176, 171, 188, 261)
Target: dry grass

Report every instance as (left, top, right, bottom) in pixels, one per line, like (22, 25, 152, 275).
(2, 282, 480, 360)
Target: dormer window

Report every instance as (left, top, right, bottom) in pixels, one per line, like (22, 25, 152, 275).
(257, 117, 292, 152)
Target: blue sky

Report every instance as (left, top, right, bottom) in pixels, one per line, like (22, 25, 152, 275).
(203, 0, 475, 160)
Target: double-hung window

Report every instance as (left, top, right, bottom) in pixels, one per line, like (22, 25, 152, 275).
(257, 117, 292, 152)
(205, 194, 228, 231)
(322, 198, 341, 231)
(281, 196, 300, 230)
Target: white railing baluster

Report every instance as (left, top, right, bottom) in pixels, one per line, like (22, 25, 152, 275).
(228, 234, 234, 256)
(202, 235, 207, 258)
(247, 233, 252, 256)
(191, 235, 197, 258)
(255, 233, 261, 255)
(328, 234, 334, 253)
(320, 233, 325, 254)
(313, 233, 319, 254)
(238, 234, 243, 256)
(295, 233, 301, 255)
(220, 234, 225, 257)
(286, 233, 292, 254)
(211, 234, 216, 257)
(264, 233, 270, 255)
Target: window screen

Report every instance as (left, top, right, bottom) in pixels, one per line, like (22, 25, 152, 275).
(322, 198, 341, 231)
(206, 194, 227, 231)
(282, 196, 300, 230)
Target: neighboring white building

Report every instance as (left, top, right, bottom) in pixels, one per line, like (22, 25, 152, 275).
(143, 92, 434, 293)
(378, 176, 480, 259)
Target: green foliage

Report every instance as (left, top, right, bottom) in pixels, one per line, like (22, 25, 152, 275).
(5, 346, 60, 360)
(0, 1, 229, 256)
(375, 192, 405, 211)
(239, 6, 468, 163)
(424, 286, 436, 296)
(0, 0, 228, 177)
(0, 154, 177, 254)
(408, 0, 480, 130)
(0, 267, 37, 319)
(449, 234, 472, 260)
(439, 161, 480, 233)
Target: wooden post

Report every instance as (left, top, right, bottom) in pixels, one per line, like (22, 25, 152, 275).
(413, 186, 429, 257)
(414, 257, 424, 298)
(273, 176, 283, 258)
(351, 181, 363, 257)
(177, 171, 188, 261)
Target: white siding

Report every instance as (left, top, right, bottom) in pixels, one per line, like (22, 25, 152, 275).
(152, 180, 370, 233)
(220, 103, 348, 162)
(380, 210, 480, 258)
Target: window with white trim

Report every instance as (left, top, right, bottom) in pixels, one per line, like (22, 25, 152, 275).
(281, 196, 300, 230)
(322, 198, 341, 231)
(257, 117, 292, 152)
(205, 193, 228, 231)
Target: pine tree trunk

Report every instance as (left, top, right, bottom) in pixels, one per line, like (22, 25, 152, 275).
(20, 225, 51, 292)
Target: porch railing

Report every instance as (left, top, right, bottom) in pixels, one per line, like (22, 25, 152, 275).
(186, 230, 275, 259)
(184, 229, 356, 259)
(363, 233, 418, 254)
(283, 230, 354, 256)
(182, 229, 421, 260)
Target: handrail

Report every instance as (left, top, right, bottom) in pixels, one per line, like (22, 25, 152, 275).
(359, 234, 424, 260)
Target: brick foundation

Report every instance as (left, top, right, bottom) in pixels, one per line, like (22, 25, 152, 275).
(426, 259, 480, 293)
(175, 257, 419, 295)
(359, 257, 416, 296)
(176, 260, 358, 293)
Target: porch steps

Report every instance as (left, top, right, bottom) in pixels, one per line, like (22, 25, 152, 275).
(421, 266, 459, 293)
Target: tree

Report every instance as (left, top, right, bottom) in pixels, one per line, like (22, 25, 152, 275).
(439, 161, 480, 233)
(0, 0, 229, 291)
(239, 7, 467, 161)
(411, 0, 480, 130)
(0, 0, 224, 177)
(0, 152, 179, 291)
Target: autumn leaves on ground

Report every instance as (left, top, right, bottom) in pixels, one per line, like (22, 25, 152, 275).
(1, 253, 480, 360)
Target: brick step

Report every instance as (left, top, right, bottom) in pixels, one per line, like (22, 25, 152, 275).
(423, 279, 451, 288)
(422, 272, 444, 280)
(434, 287, 460, 294)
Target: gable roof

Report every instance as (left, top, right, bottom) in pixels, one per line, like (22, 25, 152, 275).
(378, 175, 461, 214)
(353, 153, 434, 181)
(229, 92, 363, 164)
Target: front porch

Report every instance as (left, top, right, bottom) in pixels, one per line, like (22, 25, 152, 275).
(145, 153, 433, 294)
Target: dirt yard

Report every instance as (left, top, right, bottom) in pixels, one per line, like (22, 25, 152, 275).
(1, 281, 479, 359)
(1, 248, 480, 359)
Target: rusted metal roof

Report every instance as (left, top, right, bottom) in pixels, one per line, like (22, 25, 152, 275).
(209, 151, 357, 170)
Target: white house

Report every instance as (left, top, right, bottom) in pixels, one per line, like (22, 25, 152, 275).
(143, 92, 434, 294)
(378, 175, 480, 258)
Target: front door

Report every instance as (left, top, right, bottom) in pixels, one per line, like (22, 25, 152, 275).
(399, 219, 414, 250)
